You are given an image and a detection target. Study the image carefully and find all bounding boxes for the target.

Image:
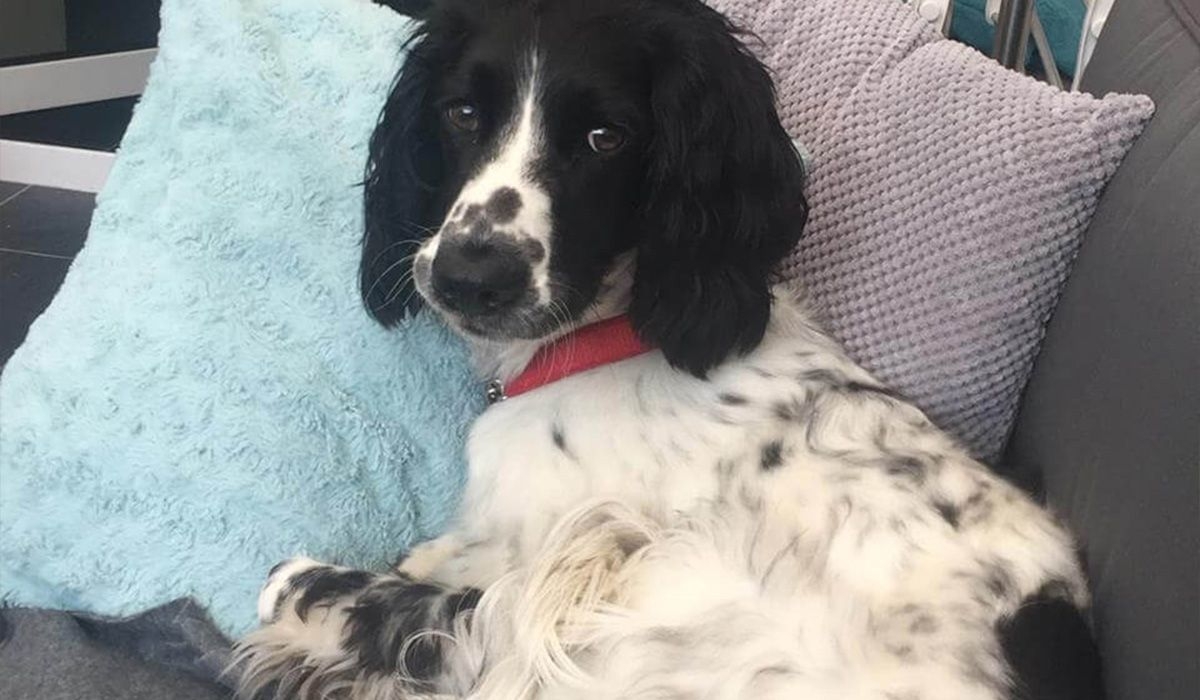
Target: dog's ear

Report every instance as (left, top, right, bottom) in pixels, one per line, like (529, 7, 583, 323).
(372, 0, 432, 18)
(631, 7, 808, 376)
(361, 13, 453, 326)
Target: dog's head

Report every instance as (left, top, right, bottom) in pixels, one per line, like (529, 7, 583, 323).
(362, 0, 807, 376)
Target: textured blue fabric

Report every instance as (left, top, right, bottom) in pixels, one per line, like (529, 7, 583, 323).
(0, 0, 483, 637)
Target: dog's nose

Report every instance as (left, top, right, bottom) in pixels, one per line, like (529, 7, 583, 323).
(431, 239, 530, 316)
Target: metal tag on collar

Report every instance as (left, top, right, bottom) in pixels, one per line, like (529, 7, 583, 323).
(485, 379, 507, 404)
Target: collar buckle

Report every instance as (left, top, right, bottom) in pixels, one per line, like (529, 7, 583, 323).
(485, 379, 507, 404)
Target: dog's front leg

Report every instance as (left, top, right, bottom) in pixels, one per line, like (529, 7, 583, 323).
(234, 557, 483, 698)
(397, 530, 517, 593)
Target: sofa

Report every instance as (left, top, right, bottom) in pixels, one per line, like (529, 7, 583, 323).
(1001, 0, 1200, 698)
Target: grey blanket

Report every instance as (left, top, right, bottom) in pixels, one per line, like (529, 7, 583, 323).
(0, 599, 234, 699)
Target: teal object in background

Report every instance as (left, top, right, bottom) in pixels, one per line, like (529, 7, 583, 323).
(951, 0, 1086, 76)
(0, 0, 483, 636)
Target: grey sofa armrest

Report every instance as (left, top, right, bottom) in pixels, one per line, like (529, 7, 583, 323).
(1004, 0, 1200, 698)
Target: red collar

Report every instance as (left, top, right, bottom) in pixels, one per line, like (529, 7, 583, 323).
(488, 315, 652, 403)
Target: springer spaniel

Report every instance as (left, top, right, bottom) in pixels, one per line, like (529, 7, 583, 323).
(236, 1, 1103, 698)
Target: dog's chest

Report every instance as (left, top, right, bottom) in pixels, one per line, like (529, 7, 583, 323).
(461, 347, 943, 584)
(465, 355, 747, 526)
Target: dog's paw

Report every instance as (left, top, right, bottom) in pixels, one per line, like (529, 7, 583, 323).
(256, 556, 324, 624)
(395, 535, 462, 579)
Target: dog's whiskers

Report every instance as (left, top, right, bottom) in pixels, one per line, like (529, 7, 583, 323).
(368, 253, 420, 310)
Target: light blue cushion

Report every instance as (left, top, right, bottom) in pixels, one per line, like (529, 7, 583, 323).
(0, 0, 483, 636)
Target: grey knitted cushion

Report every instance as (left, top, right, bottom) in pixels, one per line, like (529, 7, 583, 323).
(709, 0, 1154, 461)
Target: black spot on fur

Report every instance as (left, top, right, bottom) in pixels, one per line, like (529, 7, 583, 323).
(962, 492, 996, 526)
(999, 592, 1104, 700)
(933, 500, 961, 529)
(279, 565, 333, 620)
(885, 456, 926, 482)
(719, 392, 748, 405)
(342, 578, 479, 684)
(485, 187, 522, 223)
(760, 440, 785, 471)
(612, 530, 651, 557)
(773, 395, 818, 423)
(521, 238, 546, 263)
(1036, 579, 1076, 602)
(984, 565, 1015, 598)
(752, 664, 799, 682)
(550, 422, 579, 461)
(442, 587, 483, 617)
(294, 568, 376, 621)
(909, 614, 939, 635)
(800, 369, 900, 400)
(466, 214, 492, 239)
(800, 368, 846, 386)
(461, 204, 483, 226)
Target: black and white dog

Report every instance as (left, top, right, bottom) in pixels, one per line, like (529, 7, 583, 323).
(236, 1, 1104, 698)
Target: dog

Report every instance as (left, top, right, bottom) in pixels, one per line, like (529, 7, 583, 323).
(235, 1, 1104, 698)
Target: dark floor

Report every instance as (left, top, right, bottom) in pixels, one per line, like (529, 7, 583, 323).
(0, 96, 136, 371)
(0, 183, 96, 367)
(1, 0, 158, 367)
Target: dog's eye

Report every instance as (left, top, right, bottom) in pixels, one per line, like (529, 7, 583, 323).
(587, 127, 625, 154)
(445, 102, 481, 132)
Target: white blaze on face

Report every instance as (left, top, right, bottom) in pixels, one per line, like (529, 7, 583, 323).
(429, 51, 553, 303)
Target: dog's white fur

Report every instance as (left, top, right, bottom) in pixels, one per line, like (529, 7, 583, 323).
(239, 278, 1085, 700)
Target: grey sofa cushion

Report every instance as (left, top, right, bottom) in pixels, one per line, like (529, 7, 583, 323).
(1004, 0, 1200, 698)
(0, 601, 232, 700)
(709, 0, 1153, 461)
